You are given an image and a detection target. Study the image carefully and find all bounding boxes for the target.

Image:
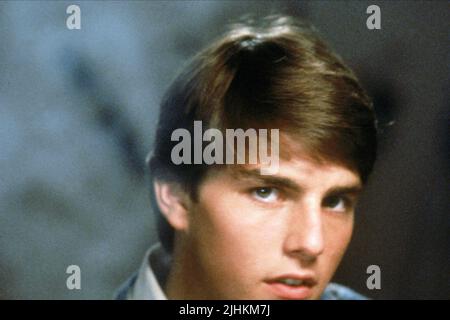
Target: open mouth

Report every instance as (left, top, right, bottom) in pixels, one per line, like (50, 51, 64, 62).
(275, 278, 312, 286)
(265, 275, 317, 299)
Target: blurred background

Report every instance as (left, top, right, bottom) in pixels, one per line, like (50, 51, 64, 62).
(0, 1, 448, 299)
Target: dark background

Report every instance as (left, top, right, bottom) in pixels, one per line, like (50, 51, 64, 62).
(0, 1, 448, 299)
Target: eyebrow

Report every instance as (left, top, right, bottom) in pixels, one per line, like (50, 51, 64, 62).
(324, 185, 363, 198)
(230, 168, 363, 196)
(231, 168, 302, 192)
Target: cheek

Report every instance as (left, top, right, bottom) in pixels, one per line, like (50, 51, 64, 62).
(189, 190, 274, 273)
(341, 218, 354, 248)
(191, 195, 260, 252)
(324, 218, 354, 262)
(316, 219, 354, 296)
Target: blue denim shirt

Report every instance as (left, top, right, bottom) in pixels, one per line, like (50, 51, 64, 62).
(115, 244, 367, 300)
(115, 274, 367, 300)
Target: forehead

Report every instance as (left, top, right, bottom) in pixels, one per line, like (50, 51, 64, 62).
(199, 132, 362, 193)
(277, 132, 353, 168)
(245, 133, 359, 185)
(201, 153, 361, 196)
(234, 157, 360, 190)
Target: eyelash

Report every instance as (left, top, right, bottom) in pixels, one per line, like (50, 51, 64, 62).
(323, 196, 352, 213)
(248, 187, 355, 212)
(250, 187, 281, 203)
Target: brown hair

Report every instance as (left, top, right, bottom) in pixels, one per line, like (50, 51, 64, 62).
(148, 15, 378, 252)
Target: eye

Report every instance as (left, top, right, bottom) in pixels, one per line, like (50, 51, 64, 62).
(251, 187, 280, 203)
(323, 195, 350, 213)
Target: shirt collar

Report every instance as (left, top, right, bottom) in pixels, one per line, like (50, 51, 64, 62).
(128, 243, 168, 300)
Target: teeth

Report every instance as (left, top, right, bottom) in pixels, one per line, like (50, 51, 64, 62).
(279, 278, 304, 286)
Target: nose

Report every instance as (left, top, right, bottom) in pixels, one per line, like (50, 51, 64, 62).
(282, 201, 325, 262)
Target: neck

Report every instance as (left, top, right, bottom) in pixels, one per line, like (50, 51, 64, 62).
(164, 240, 208, 300)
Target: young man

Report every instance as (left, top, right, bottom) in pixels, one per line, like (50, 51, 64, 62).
(116, 15, 377, 300)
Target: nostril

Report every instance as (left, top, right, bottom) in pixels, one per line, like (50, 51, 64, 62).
(283, 225, 325, 260)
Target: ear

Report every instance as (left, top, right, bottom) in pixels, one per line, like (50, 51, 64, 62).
(153, 180, 189, 231)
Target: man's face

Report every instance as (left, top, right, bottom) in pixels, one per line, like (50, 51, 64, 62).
(177, 149, 362, 300)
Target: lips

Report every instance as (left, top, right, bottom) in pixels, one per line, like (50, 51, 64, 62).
(265, 274, 318, 300)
